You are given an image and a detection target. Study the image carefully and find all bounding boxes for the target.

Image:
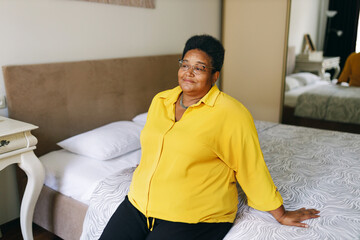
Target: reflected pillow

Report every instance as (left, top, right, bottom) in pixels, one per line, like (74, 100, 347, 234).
(289, 72, 321, 85)
(285, 76, 302, 91)
(132, 112, 148, 127)
(57, 121, 142, 161)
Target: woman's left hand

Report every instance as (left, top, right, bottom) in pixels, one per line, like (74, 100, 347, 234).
(269, 205, 320, 228)
(277, 208, 320, 228)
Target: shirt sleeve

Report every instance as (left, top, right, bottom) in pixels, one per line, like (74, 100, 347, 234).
(338, 53, 354, 83)
(220, 111, 283, 212)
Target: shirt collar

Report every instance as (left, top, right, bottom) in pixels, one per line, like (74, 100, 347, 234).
(159, 85, 221, 108)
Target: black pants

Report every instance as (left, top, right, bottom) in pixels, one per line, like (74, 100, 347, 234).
(99, 196, 233, 240)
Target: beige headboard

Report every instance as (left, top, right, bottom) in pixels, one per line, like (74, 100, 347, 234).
(286, 46, 296, 75)
(3, 54, 180, 156)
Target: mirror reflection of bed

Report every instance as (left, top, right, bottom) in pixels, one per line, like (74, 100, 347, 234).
(281, 0, 360, 134)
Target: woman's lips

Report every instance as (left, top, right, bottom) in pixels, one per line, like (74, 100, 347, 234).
(182, 78, 195, 83)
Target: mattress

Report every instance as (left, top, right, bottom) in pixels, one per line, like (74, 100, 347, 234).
(39, 149, 141, 204)
(81, 122, 360, 239)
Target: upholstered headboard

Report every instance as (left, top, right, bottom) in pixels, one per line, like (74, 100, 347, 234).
(286, 46, 296, 75)
(3, 54, 180, 156)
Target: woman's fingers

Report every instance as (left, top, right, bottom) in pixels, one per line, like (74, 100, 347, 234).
(298, 208, 320, 220)
(292, 222, 309, 228)
(281, 208, 320, 227)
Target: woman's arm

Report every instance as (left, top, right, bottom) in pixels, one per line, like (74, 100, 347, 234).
(268, 205, 320, 228)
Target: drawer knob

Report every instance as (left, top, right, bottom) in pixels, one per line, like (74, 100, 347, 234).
(0, 140, 10, 147)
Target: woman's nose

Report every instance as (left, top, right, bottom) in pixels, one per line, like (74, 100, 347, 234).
(185, 66, 195, 76)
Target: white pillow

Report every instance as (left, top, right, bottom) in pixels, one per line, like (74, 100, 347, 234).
(289, 72, 320, 85)
(57, 121, 142, 161)
(132, 112, 148, 127)
(285, 76, 302, 91)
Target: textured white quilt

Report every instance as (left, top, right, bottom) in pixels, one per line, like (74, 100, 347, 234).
(81, 122, 360, 239)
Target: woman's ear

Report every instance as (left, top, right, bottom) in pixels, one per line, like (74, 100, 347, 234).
(212, 71, 220, 85)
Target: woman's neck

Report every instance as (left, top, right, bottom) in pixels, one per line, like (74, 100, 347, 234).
(181, 92, 205, 107)
(182, 86, 213, 106)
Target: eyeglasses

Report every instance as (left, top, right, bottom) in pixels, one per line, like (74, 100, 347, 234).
(178, 60, 214, 75)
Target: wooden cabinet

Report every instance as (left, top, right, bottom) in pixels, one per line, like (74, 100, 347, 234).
(221, 0, 290, 122)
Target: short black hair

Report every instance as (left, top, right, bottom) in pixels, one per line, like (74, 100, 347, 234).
(181, 34, 225, 73)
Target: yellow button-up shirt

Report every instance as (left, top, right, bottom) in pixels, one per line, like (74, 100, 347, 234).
(128, 85, 283, 223)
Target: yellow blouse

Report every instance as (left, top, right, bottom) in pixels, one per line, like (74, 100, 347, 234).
(338, 52, 360, 87)
(128, 85, 283, 223)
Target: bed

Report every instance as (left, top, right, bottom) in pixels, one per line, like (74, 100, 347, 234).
(282, 47, 360, 134)
(3, 55, 360, 239)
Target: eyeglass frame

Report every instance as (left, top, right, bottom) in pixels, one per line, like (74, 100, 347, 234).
(178, 59, 215, 75)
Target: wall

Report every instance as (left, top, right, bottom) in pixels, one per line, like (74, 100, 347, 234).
(0, 0, 221, 225)
(288, 0, 324, 54)
(222, 0, 290, 122)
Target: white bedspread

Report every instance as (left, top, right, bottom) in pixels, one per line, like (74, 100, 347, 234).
(81, 122, 360, 239)
(39, 149, 141, 204)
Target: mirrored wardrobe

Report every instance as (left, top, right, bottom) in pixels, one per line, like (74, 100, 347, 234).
(282, 0, 360, 134)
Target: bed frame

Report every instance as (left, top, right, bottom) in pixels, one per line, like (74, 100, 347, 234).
(282, 106, 360, 134)
(3, 54, 180, 239)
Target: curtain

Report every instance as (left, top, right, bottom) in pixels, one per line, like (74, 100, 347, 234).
(323, 0, 360, 69)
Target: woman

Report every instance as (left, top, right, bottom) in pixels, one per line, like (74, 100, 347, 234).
(100, 35, 320, 240)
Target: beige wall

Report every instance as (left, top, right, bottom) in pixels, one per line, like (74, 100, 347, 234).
(222, 0, 290, 122)
(0, 0, 221, 225)
(0, 0, 222, 117)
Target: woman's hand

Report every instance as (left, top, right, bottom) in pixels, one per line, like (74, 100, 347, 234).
(277, 208, 320, 228)
(269, 205, 320, 228)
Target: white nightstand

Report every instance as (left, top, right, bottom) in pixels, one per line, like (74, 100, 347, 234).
(0, 116, 45, 240)
(294, 56, 341, 80)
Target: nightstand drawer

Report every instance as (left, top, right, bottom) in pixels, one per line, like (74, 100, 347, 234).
(0, 132, 29, 154)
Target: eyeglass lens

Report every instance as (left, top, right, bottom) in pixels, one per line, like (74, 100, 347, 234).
(179, 61, 207, 75)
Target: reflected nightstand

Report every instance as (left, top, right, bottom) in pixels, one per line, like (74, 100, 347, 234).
(294, 56, 341, 80)
(0, 116, 45, 240)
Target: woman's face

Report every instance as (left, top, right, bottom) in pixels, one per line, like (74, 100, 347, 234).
(178, 49, 219, 97)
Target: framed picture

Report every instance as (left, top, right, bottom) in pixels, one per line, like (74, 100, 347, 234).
(302, 34, 316, 52)
(79, 0, 155, 9)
